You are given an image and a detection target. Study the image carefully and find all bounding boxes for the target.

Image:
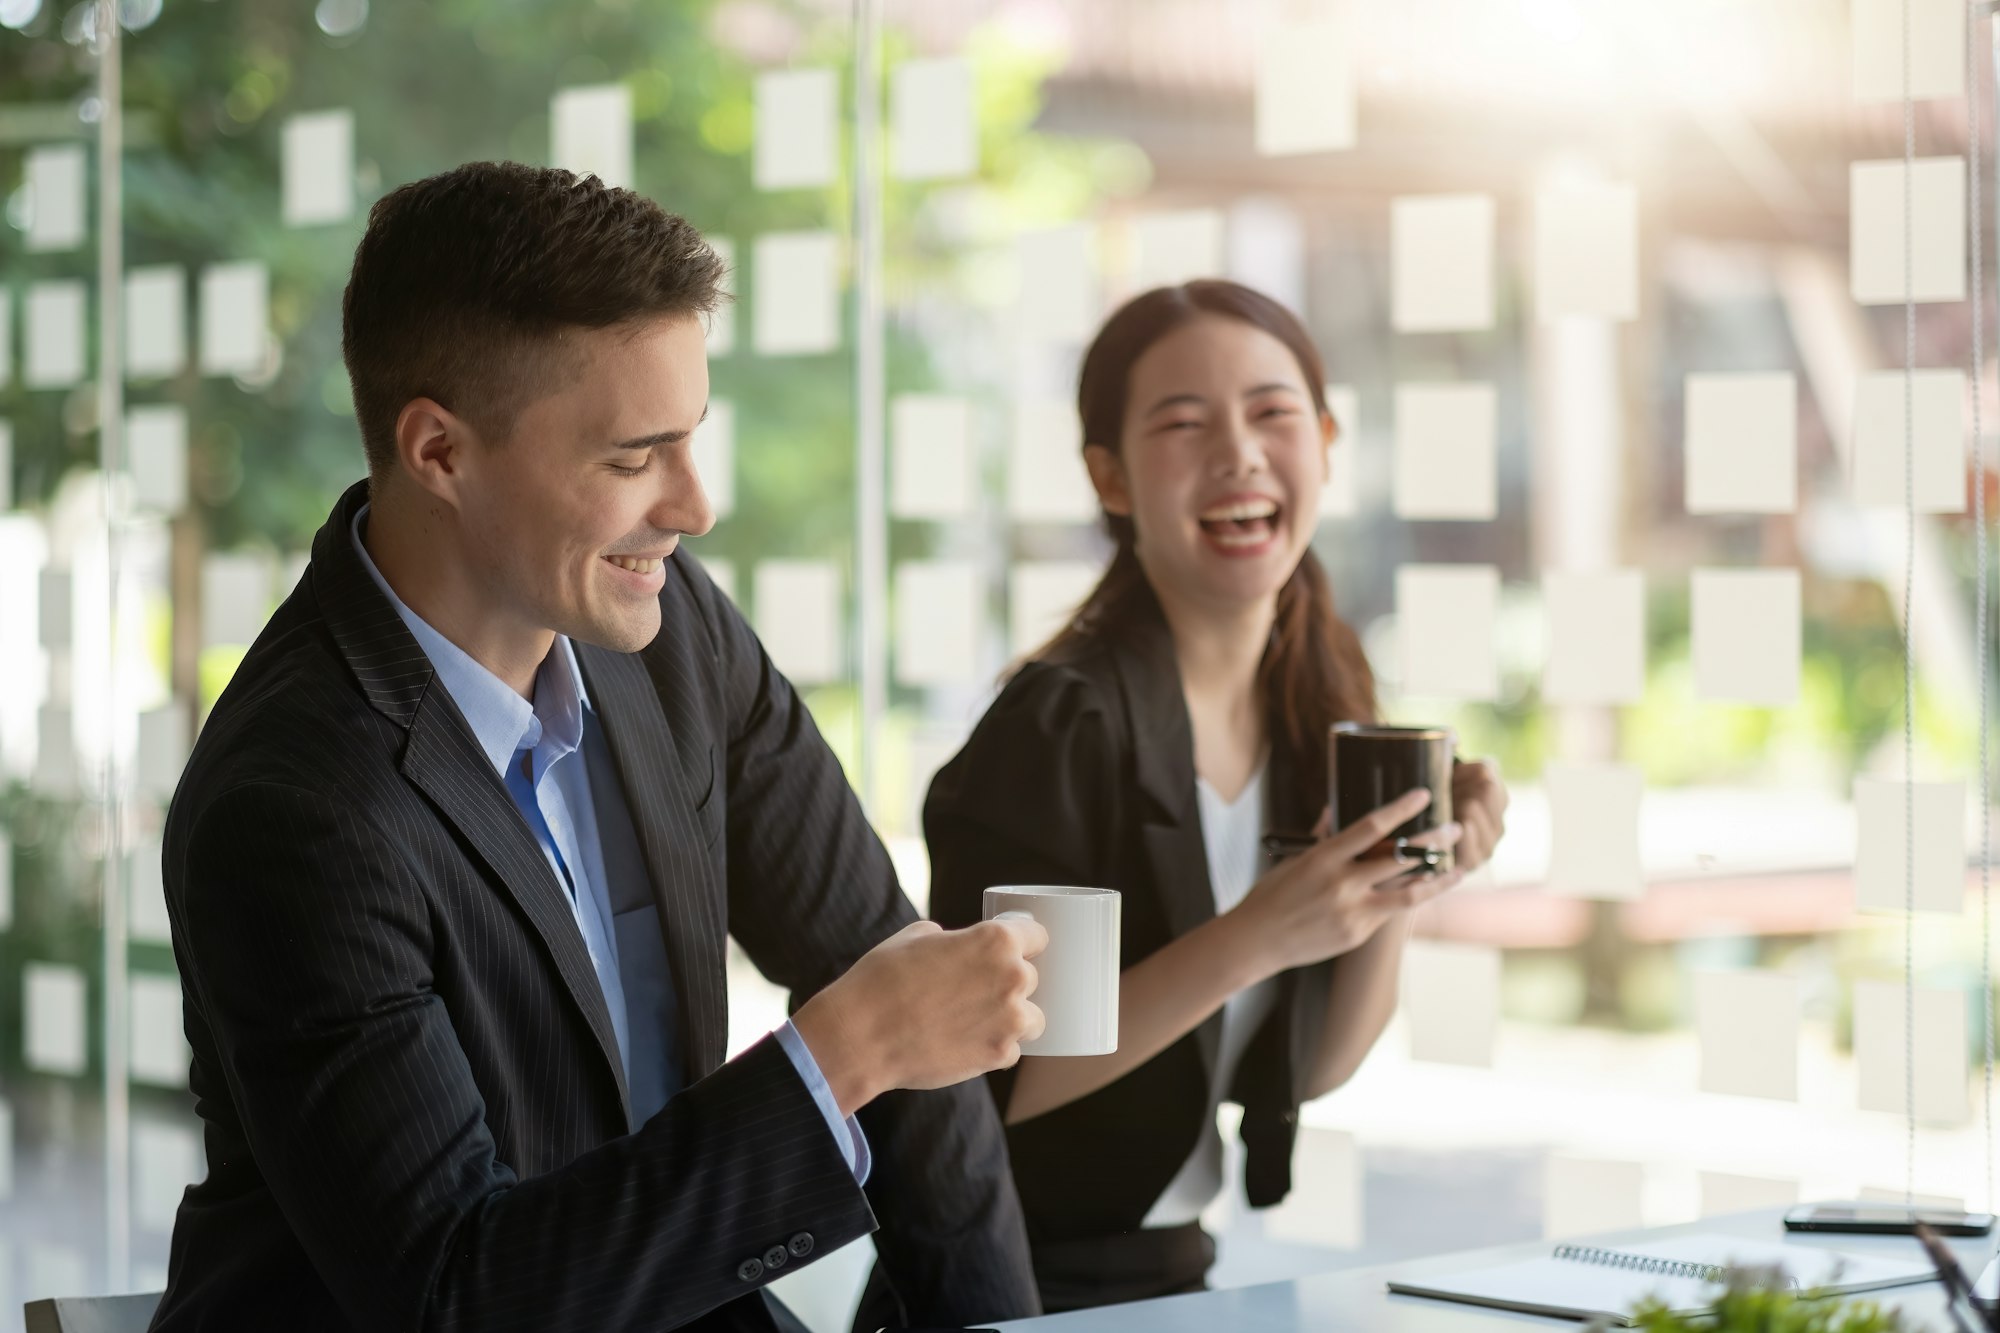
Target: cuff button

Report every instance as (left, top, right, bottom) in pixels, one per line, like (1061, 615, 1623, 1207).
(788, 1232, 814, 1258)
(736, 1257, 764, 1283)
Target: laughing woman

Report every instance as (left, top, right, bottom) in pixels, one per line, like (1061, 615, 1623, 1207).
(925, 280, 1509, 1314)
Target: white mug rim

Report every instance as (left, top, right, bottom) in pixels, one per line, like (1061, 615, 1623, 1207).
(984, 884, 1117, 899)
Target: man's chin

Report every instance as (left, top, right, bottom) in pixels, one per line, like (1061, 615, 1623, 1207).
(570, 606, 663, 655)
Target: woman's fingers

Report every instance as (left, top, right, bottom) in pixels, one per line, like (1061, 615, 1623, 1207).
(1373, 867, 1465, 912)
(1319, 787, 1431, 862)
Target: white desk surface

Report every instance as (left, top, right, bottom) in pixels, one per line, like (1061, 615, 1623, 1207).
(993, 1208, 1999, 1332)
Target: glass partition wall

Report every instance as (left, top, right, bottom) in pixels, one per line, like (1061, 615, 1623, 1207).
(1, 1, 1995, 1328)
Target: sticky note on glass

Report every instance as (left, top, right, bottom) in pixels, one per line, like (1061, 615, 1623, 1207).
(26, 280, 87, 388)
(1396, 564, 1499, 701)
(24, 962, 86, 1076)
(1262, 1127, 1362, 1248)
(890, 56, 976, 181)
(0, 421, 12, 511)
(1535, 181, 1638, 320)
(754, 67, 838, 191)
(1851, 158, 1965, 304)
(1320, 384, 1359, 519)
(199, 262, 269, 377)
(129, 404, 189, 514)
(26, 144, 86, 253)
(1253, 13, 1356, 156)
(1543, 570, 1644, 704)
(895, 560, 982, 686)
(1131, 209, 1224, 292)
(1007, 397, 1096, 522)
(0, 832, 12, 932)
(1392, 195, 1495, 333)
(40, 569, 72, 649)
(1684, 372, 1797, 514)
(0, 1096, 11, 1196)
(1403, 940, 1500, 1067)
(202, 551, 272, 647)
(1697, 969, 1798, 1101)
(1851, 368, 1966, 512)
(891, 393, 975, 520)
(691, 399, 735, 520)
(38, 705, 79, 797)
(281, 109, 354, 226)
(753, 560, 842, 684)
(138, 706, 190, 805)
(1853, 777, 1966, 913)
(1394, 382, 1496, 520)
(0, 289, 11, 389)
(1699, 1171, 1799, 1217)
(1544, 1157, 1645, 1240)
(129, 971, 190, 1088)
(752, 231, 840, 355)
(130, 836, 172, 945)
(705, 237, 735, 355)
(1544, 761, 1643, 901)
(1009, 561, 1101, 658)
(1016, 224, 1099, 344)
(125, 265, 187, 381)
(1691, 568, 1799, 705)
(551, 83, 633, 190)
(1853, 979, 1967, 1123)
(701, 556, 737, 605)
(132, 1117, 200, 1231)
(1852, 0, 1964, 101)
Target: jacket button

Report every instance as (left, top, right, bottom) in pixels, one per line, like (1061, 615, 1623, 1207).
(788, 1232, 814, 1258)
(736, 1257, 764, 1283)
(763, 1245, 789, 1271)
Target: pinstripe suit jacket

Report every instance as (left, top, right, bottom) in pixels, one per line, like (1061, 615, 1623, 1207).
(149, 479, 1037, 1333)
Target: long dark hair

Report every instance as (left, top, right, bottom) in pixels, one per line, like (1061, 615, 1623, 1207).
(1034, 279, 1378, 812)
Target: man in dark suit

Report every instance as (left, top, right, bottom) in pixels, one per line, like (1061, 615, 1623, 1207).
(150, 161, 1047, 1333)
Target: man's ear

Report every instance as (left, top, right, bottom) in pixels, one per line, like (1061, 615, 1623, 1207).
(393, 397, 471, 511)
(1083, 443, 1132, 517)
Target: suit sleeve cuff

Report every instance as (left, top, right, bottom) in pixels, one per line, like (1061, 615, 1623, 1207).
(773, 1020, 872, 1186)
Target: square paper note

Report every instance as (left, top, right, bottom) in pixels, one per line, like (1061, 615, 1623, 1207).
(125, 266, 187, 381)
(1543, 570, 1644, 705)
(1851, 368, 1966, 512)
(752, 231, 841, 356)
(551, 84, 633, 190)
(282, 109, 355, 226)
(129, 405, 188, 514)
(753, 560, 841, 684)
(1319, 384, 1359, 519)
(1544, 761, 1644, 901)
(1851, 158, 1966, 305)
(691, 400, 735, 520)
(705, 237, 735, 355)
(129, 971, 190, 1089)
(199, 262, 269, 377)
(1691, 568, 1799, 705)
(1402, 940, 1500, 1067)
(1254, 14, 1356, 156)
(1393, 383, 1496, 520)
(1544, 1157, 1645, 1241)
(1853, 979, 1968, 1123)
(1684, 372, 1796, 514)
(890, 57, 976, 181)
(1009, 561, 1101, 658)
(894, 560, 982, 686)
(25, 962, 87, 1076)
(1697, 969, 1798, 1101)
(1397, 565, 1499, 701)
(26, 145, 86, 253)
(891, 393, 975, 520)
(1392, 195, 1495, 333)
(1853, 777, 1966, 914)
(1853, 0, 1964, 101)
(1130, 210, 1224, 292)
(1015, 224, 1100, 344)
(1535, 181, 1638, 320)
(754, 68, 838, 191)
(1007, 398, 1095, 522)
(26, 281, 87, 388)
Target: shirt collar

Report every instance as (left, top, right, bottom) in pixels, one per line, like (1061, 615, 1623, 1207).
(350, 503, 593, 780)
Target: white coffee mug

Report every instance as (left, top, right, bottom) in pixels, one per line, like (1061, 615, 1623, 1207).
(982, 885, 1120, 1057)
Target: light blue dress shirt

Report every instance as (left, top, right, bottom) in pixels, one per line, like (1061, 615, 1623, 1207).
(351, 507, 866, 1181)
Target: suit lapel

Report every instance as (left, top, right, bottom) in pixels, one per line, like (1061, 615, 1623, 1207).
(312, 479, 632, 1123)
(574, 642, 730, 1080)
(1109, 592, 1223, 1081)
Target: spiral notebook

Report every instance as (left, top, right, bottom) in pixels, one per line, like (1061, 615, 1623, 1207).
(1386, 1232, 1937, 1325)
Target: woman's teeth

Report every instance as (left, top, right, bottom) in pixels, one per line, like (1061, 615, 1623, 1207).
(605, 555, 661, 573)
(1197, 499, 1280, 544)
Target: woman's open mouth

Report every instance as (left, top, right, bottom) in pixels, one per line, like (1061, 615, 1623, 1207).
(1196, 497, 1282, 554)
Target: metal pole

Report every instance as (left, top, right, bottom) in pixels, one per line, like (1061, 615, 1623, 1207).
(95, 0, 131, 1290)
(851, 0, 887, 813)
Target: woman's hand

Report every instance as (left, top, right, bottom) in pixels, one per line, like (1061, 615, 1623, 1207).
(1233, 788, 1463, 976)
(1450, 758, 1508, 872)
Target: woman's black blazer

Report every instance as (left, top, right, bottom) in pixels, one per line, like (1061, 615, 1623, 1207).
(925, 592, 1336, 1242)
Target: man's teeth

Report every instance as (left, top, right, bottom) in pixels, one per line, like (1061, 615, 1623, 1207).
(1198, 499, 1279, 523)
(605, 555, 661, 573)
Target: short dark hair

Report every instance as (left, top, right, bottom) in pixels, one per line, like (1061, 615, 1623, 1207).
(341, 161, 727, 480)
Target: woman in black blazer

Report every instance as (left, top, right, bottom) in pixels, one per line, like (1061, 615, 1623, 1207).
(926, 280, 1509, 1314)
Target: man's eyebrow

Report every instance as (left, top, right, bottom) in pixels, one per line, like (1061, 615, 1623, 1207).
(610, 403, 709, 450)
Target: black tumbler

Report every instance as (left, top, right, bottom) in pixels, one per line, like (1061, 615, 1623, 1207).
(1328, 723, 1456, 875)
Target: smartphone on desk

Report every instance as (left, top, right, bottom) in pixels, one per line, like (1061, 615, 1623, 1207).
(1783, 1201, 1996, 1236)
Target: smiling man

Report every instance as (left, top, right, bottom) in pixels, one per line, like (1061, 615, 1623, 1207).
(150, 162, 1047, 1333)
